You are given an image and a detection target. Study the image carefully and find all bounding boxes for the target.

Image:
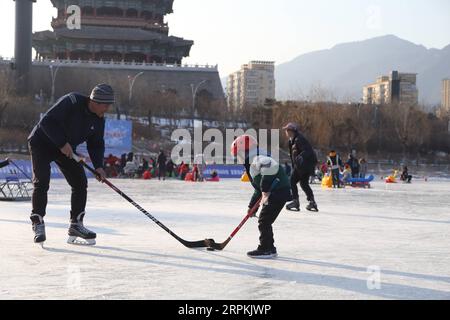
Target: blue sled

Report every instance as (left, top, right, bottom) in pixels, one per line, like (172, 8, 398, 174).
(347, 175, 374, 184)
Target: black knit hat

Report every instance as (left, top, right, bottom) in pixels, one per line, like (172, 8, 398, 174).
(90, 83, 115, 104)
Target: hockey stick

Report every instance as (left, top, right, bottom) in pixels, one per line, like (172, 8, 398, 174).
(72, 154, 214, 249)
(206, 178, 280, 251)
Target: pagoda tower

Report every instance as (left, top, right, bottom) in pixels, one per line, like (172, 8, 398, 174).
(33, 0, 193, 64)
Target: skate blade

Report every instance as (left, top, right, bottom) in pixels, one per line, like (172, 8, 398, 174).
(35, 242, 45, 248)
(307, 208, 319, 212)
(247, 253, 278, 259)
(67, 236, 96, 246)
(286, 208, 300, 212)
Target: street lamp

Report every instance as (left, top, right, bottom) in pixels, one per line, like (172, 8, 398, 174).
(190, 79, 208, 120)
(128, 71, 144, 115)
(49, 64, 60, 105)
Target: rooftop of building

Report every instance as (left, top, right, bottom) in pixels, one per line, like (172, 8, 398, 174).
(33, 26, 192, 45)
(50, 0, 174, 10)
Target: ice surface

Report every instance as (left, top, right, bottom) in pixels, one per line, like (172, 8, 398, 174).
(0, 177, 449, 300)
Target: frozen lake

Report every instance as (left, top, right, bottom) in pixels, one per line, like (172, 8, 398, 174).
(0, 177, 449, 299)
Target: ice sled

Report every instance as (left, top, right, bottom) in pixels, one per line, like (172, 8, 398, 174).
(347, 175, 374, 188)
(206, 176, 220, 182)
(385, 170, 399, 184)
(347, 175, 374, 183)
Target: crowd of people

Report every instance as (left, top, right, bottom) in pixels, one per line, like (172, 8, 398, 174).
(103, 150, 176, 180)
(104, 148, 411, 188)
(103, 150, 209, 182)
(283, 150, 370, 189)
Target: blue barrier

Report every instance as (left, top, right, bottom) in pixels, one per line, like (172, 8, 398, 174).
(203, 165, 244, 179)
(1, 161, 243, 180)
(0, 160, 94, 180)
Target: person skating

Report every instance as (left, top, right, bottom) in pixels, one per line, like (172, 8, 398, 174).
(27, 84, 114, 245)
(157, 150, 167, 181)
(231, 135, 291, 259)
(283, 123, 318, 212)
(327, 150, 343, 188)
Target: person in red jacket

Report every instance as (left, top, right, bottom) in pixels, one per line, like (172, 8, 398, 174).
(192, 164, 199, 182)
(179, 162, 189, 180)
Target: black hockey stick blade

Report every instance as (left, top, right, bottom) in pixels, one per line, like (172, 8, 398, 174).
(182, 239, 216, 249)
(205, 238, 229, 251)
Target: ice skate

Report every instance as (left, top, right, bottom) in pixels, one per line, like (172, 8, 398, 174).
(31, 214, 46, 245)
(286, 199, 300, 212)
(306, 200, 319, 212)
(247, 247, 278, 259)
(67, 212, 96, 246)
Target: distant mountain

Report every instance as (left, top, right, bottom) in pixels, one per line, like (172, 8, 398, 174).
(275, 35, 450, 107)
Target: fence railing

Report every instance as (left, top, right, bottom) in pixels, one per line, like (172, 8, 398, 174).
(0, 57, 218, 72)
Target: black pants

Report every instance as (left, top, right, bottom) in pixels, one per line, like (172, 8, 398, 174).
(290, 170, 315, 202)
(258, 199, 286, 250)
(331, 169, 341, 188)
(29, 141, 87, 222)
(158, 166, 166, 180)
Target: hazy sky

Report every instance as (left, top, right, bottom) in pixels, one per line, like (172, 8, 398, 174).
(0, 0, 449, 77)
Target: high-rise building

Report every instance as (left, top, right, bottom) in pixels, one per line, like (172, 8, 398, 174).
(363, 71, 418, 105)
(442, 79, 450, 112)
(227, 61, 275, 110)
(32, 0, 193, 64)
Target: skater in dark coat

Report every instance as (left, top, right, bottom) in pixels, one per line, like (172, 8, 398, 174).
(283, 123, 318, 212)
(27, 84, 114, 245)
(232, 134, 291, 259)
(157, 150, 167, 181)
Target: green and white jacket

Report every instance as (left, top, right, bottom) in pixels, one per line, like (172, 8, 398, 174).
(245, 155, 291, 208)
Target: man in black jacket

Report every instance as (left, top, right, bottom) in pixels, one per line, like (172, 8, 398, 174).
(27, 84, 114, 245)
(283, 123, 319, 212)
